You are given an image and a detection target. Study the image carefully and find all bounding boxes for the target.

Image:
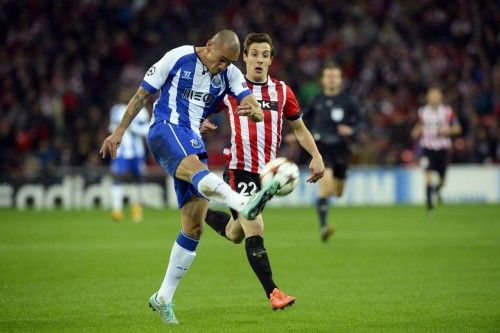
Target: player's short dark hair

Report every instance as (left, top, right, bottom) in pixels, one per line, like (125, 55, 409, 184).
(321, 62, 342, 75)
(243, 33, 274, 56)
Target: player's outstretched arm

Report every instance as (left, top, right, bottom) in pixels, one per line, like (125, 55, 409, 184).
(237, 94, 263, 122)
(100, 87, 152, 159)
(288, 118, 325, 183)
(439, 122, 462, 137)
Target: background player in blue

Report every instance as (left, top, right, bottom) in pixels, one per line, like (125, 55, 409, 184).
(108, 87, 150, 222)
(100, 30, 282, 325)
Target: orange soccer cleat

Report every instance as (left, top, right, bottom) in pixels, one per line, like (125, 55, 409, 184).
(269, 288, 296, 310)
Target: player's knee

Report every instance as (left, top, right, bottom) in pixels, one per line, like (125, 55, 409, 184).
(332, 187, 343, 197)
(225, 224, 245, 243)
(230, 232, 244, 244)
(184, 222, 204, 238)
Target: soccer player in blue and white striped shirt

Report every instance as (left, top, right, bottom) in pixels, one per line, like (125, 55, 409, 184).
(100, 30, 281, 324)
(108, 87, 150, 222)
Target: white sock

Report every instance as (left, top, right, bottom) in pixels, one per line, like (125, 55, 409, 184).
(194, 172, 248, 212)
(111, 183, 123, 211)
(130, 184, 140, 205)
(157, 242, 196, 303)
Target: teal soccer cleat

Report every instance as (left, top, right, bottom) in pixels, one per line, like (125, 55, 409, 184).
(149, 293, 179, 324)
(240, 178, 280, 220)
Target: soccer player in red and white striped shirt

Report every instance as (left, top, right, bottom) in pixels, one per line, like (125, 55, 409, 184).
(411, 87, 462, 211)
(202, 33, 324, 310)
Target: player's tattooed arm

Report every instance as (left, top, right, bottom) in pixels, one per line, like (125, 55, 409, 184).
(100, 87, 152, 159)
(115, 87, 152, 134)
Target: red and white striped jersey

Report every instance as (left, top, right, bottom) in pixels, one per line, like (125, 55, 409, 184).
(223, 76, 301, 173)
(418, 103, 457, 150)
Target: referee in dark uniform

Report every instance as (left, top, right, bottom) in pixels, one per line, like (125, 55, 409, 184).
(304, 63, 361, 241)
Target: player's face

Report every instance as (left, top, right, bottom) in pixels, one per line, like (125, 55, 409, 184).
(243, 42, 272, 82)
(206, 41, 239, 74)
(426, 88, 443, 106)
(321, 68, 342, 92)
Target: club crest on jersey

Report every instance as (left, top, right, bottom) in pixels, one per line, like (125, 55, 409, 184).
(269, 91, 277, 100)
(190, 139, 201, 149)
(146, 66, 155, 76)
(330, 108, 344, 121)
(211, 74, 222, 88)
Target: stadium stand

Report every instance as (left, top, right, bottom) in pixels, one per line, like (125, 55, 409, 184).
(0, 0, 498, 178)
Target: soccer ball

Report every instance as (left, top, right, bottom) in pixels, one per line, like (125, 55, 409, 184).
(260, 157, 299, 196)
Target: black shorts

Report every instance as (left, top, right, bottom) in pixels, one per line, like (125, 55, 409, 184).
(423, 148, 448, 178)
(317, 142, 351, 180)
(223, 166, 261, 219)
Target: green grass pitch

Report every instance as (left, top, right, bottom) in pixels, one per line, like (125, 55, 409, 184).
(0, 204, 499, 332)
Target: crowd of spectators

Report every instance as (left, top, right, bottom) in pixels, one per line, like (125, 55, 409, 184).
(1, 0, 498, 178)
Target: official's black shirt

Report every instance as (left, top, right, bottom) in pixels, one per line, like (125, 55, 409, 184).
(304, 89, 360, 146)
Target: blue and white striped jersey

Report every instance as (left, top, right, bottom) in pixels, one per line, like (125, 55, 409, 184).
(141, 45, 251, 136)
(109, 104, 150, 159)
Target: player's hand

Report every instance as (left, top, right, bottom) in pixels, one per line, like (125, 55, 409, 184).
(100, 132, 123, 159)
(338, 124, 353, 136)
(200, 119, 218, 134)
(307, 154, 325, 183)
(438, 128, 450, 136)
(238, 102, 263, 122)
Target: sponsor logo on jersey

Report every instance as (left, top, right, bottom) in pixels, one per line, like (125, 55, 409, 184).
(258, 100, 278, 111)
(182, 71, 192, 79)
(182, 89, 215, 105)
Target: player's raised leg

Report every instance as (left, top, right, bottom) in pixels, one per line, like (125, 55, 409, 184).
(178, 155, 279, 220)
(205, 208, 234, 239)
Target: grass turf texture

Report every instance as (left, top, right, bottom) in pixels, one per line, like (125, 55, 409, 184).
(0, 205, 499, 332)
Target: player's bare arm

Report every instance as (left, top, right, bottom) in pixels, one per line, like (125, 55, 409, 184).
(238, 94, 263, 122)
(411, 123, 422, 140)
(288, 118, 325, 183)
(439, 123, 462, 137)
(100, 87, 152, 159)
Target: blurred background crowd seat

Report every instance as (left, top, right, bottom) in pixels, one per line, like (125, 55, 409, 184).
(0, 0, 498, 178)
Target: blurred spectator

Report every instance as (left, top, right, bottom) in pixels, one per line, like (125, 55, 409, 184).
(0, 0, 498, 178)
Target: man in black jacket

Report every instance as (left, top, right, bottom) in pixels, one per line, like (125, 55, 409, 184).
(304, 63, 361, 241)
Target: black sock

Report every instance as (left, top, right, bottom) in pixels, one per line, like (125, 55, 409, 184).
(316, 198, 329, 229)
(245, 235, 277, 298)
(426, 185, 433, 210)
(205, 209, 230, 237)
